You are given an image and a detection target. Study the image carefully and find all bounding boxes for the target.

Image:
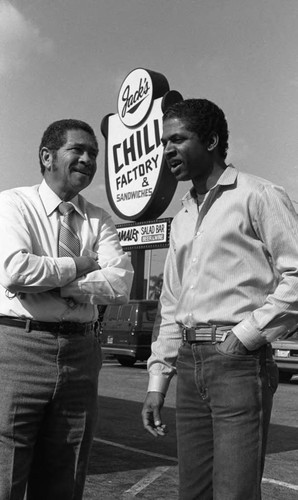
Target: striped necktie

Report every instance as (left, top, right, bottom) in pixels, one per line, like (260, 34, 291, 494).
(58, 202, 80, 257)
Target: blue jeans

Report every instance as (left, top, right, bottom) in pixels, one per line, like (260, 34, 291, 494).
(176, 342, 278, 500)
(0, 325, 102, 500)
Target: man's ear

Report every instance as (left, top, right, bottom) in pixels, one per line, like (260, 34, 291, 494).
(207, 133, 219, 152)
(40, 147, 53, 171)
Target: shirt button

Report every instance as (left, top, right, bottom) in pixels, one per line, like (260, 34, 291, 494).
(190, 285, 194, 289)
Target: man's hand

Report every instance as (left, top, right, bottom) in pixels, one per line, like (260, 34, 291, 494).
(73, 256, 100, 279)
(142, 391, 168, 438)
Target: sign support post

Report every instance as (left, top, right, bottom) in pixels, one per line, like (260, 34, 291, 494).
(146, 249, 152, 299)
(130, 250, 145, 299)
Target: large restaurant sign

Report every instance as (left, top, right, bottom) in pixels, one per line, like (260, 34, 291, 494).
(101, 68, 183, 221)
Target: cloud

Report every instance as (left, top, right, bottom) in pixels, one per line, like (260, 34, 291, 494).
(0, 1, 54, 76)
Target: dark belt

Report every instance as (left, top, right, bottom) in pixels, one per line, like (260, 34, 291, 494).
(0, 316, 96, 335)
(182, 325, 234, 344)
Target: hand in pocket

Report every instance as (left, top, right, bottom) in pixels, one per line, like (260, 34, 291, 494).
(218, 331, 248, 355)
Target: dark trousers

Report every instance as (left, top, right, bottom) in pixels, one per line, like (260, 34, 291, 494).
(0, 325, 102, 500)
(176, 342, 278, 500)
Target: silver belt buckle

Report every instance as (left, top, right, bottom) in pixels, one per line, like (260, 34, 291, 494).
(220, 331, 230, 342)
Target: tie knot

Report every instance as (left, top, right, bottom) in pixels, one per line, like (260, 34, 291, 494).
(58, 202, 74, 216)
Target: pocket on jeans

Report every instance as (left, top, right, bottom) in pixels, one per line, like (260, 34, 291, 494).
(215, 342, 258, 360)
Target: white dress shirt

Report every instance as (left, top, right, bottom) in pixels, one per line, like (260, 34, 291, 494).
(0, 180, 134, 322)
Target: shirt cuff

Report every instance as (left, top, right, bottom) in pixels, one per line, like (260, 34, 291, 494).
(56, 257, 77, 285)
(147, 374, 172, 396)
(232, 320, 265, 350)
(233, 315, 298, 351)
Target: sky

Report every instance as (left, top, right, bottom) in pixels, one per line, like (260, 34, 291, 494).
(1, 0, 298, 276)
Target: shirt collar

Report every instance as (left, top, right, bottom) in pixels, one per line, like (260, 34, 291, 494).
(182, 164, 238, 206)
(217, 163, 238, 187)
(38, 180, 85, 218)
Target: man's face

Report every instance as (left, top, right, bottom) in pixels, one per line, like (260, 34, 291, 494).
(44, 129, 98, 200)
(161, 117, 211, 183)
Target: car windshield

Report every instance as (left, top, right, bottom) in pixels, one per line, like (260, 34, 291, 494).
(291, 330, 298, 340)
(285, 329, 298, 340)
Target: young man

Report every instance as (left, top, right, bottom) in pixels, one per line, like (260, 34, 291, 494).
(142, 99, 298, 499)
(0, 119, 134, 499)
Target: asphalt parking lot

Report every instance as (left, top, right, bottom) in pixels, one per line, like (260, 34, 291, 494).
(83, 360, 298, 499)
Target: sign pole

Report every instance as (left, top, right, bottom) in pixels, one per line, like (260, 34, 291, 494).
(146, 249, 152, 299)
(130, 250, 145, 299)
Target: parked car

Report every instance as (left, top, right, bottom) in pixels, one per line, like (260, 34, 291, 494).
(272, 330, 298, 382)
(99, 300, 158, 366)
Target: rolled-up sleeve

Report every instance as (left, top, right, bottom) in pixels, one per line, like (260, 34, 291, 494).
(147, 236, 182, 394)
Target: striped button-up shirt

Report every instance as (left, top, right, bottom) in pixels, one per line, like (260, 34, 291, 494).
(148, 164, 298, 394)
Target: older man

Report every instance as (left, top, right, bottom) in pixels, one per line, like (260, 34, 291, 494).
(0, 119, 133, 499)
